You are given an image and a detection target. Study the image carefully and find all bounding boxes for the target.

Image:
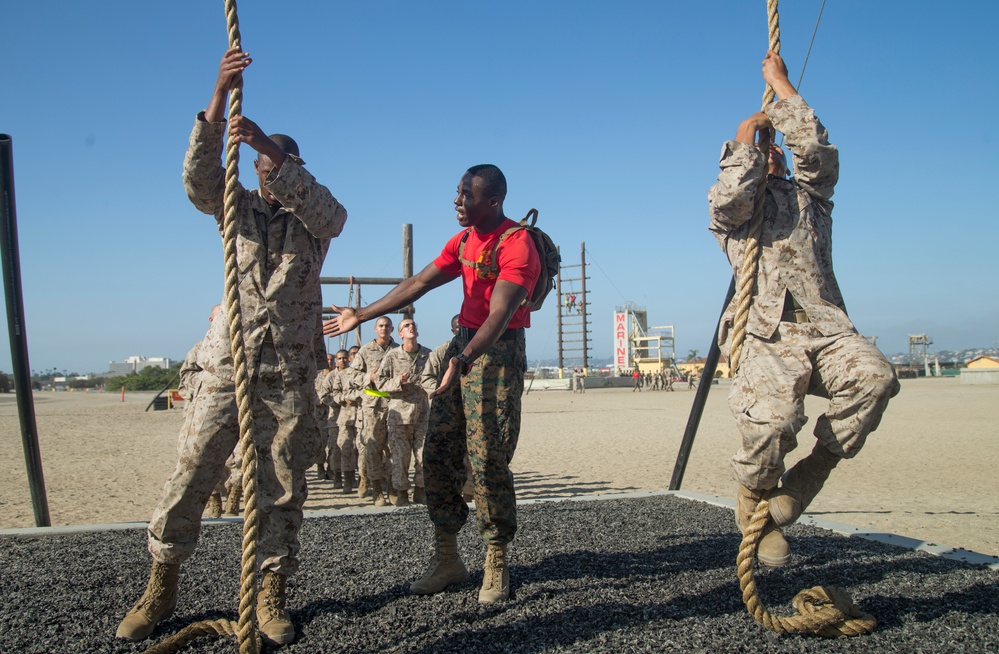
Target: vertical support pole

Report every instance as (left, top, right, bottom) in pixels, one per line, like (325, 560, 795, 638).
(580, 242, 588, 371)
(555, 245, 563, 375)
(0, 134, 51, 527)
(669, 278, 735, 491)
(402, 223, 414, 319)
(356, 284, 363, 345)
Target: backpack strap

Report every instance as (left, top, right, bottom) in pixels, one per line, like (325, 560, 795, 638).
(457, 223, 526, 275)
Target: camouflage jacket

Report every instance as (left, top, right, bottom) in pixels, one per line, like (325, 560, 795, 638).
(327, 367, 361, 426)
(374, 344, 431, 426)
(178, 341, 202, 401)
(314, 368, 339, 422)
(708, 94, 855, 341)
(183, 113, 347, 386)
(350, 339, 397, 408)
(420, 340, 451, 397)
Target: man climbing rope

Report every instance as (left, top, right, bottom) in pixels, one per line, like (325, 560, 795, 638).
(708, 50, 899, 567)
(324, 164, 540, 604)
(116, 47, 347, 645)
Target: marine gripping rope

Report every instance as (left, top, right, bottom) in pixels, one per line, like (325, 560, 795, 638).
(143, 1, 262, 653)
(732, 1, 876, 638)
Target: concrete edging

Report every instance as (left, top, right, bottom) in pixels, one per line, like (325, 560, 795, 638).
(2, 490, 996, 570)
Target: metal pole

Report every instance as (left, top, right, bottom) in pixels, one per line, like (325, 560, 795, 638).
(580, 242, 588, 371)
(555, 245, 563, 375)
(0, 134, 51, 526)
(668, 277, 735, 491)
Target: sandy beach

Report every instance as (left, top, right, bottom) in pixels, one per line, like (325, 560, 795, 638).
(1, 377, 996, 556)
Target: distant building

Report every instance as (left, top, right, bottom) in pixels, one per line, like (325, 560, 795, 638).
(108, 356, 173, 377)
(678, 356, 731, 379)
(961, 356, 999, 385)
(966, 356, 999, 369)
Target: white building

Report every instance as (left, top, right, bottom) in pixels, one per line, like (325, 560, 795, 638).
(108, 356, 173, 377)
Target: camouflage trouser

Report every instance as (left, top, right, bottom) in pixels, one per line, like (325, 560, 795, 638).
(213, 448, 242, 496)
(315, 412, 333, 469)
(335, 422, 358, 472)
(354, 413, 366, 478)
(360, 404, 390, 482)
(148, 342, 321, 576)
(388, 420, 427, 491)
(320, 418, 341, 472)
(730, 323, 899, 490)
(424, 331, 526, 545)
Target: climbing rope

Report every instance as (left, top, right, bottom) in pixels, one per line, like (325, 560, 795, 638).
(730, 2, 877, 637)
(737, 500, 877, 637)
(143, 1, 260, 652)
(727, 0, 781, 375)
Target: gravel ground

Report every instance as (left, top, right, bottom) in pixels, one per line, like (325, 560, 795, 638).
(1, 495, 996, 653)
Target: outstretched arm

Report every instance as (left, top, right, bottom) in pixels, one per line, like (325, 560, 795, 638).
(323, 262, 457, 336)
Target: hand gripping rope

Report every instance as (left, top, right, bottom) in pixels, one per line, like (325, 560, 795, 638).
(732, 1, 875, 638)
(143, 1, 262, 652)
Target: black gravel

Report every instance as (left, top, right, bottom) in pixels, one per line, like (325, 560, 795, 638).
(1, 495, 996, 653)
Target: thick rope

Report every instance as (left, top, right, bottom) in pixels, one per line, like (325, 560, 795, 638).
(736, 499, 877, 637)
(142, 1, 259, 653)
(142, 620, 261, 654)
(220, 3, 263, 652)
(727, 0, 781, 374)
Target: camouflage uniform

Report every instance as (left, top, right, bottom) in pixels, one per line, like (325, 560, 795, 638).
(422, 341, 474, 499)
(424, 329, 527, 546)
(314, 369, 338, 475)
(319, 367, 358, 473)
(709, 94, 898, 491)
(375, 344, 431, 492)
(147, 113, 347, 576)
(351, 339, 397, 484)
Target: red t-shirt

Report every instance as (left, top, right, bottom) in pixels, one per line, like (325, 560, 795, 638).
(434, 218, 542, 329)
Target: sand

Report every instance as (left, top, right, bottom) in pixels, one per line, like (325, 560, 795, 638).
(1, 377, 996, 556)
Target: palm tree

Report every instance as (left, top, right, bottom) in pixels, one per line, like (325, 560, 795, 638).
(686, 349, 699, 362)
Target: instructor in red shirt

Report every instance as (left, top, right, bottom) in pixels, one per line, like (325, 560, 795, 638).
(324, 164, 540, 604)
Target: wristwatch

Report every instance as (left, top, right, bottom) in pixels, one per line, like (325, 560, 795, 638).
(455, 353, 473, 376)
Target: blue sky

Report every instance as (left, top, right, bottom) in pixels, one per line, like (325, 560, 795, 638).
(1, 1, 996, 375)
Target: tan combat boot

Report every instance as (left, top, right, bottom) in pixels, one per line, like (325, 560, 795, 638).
(115, 561, 180, 641)
(204, 493, 223, 519)
(371, 479, 388, 508)
(478, 542, 510, 604)
(411, 486, 426, 504)
(225, 484, 242, 516)
(332, 470, 343, 489)
(409, 530, 470, 595)
(342, 471, 355, 494)
(256, 572, 295, 644)
(395, 489, 410, 507)
(769, 444, 840, 527)
(357, 473, 370, 499)
(736, 485, 791, 567)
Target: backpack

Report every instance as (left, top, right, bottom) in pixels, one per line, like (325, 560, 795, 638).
(457, 208, 560, 311)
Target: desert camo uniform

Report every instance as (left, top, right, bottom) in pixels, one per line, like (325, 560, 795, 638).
(351, 338, 398, 488)
(146, 112, 347, 578)
(708, 94, 899, 491)
(375, 343, 432, 496)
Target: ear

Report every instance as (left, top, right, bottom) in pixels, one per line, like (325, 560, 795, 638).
(253, 159, 260, 173)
